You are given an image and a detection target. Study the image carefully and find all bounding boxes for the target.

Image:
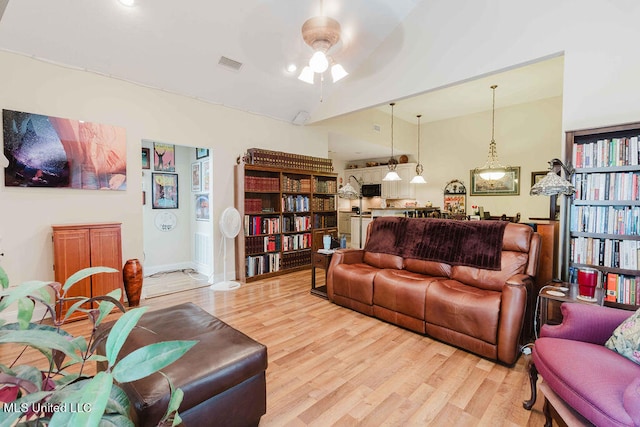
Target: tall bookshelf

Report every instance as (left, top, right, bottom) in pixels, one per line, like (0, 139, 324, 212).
(566, 121, 640, 309)
(235, 164, 338, 282)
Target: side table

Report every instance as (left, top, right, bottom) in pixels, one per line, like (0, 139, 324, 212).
(311, 251, 333, 299)
(538, 281, 604, 332)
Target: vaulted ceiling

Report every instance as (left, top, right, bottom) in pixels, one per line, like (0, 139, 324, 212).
(0, 0, 563, 160)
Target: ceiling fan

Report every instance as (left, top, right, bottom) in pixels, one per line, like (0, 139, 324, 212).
(297, 0, 349, 84)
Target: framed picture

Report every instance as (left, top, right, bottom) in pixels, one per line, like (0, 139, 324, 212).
(202, 159, 210, 192)
(196, 148, 209, 159)
(191, 161, 201, 192)
(195, 194, 210, 221)
(153, 142, 175, 171)
(531, 171, 548, 188)
(152, 173, 179, 209)
(470, 167, 520, 195)
(141, 148, 150, 169)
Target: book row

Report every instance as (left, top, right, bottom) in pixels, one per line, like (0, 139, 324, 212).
(282, 233, 312, 252)
(281, 250, 312, 270)
(282, 176, 311, 193)
(244, 175, 280, 192)
(245, 234, 281, 256)
(311, 197, 336, 211)
(572, 136, 640, 168)
(314, 214, 337, 229)
(282, 195, 309, 212)
(604, 273, 640, 305)
(246, 253, 281, 278)
(282, 215, 311, 232)
(245, 148, 334, 173)
(244, 215, 280, 236)
(572, 172, 640, 201)
(570, 236, 640, 270)
(570, 205, 640, 235)
(313, 179, 337, 193)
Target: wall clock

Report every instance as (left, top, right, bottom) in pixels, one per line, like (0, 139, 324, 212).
(154, 211, 177, 232)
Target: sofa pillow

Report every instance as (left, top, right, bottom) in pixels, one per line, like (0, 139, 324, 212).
(605, 308, 640, 365)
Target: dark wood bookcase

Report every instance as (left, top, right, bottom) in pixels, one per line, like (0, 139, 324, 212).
(235, 164, 337, 282)
(565, 121, 640, 310)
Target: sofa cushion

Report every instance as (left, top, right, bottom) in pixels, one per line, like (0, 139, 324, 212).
(534, 337, 638, 427)
(331, 262, 379, 305)
(363, 251, 404, 270)
(450, 251, 529, 292)
(424, 279, 501, 344)
(623, 377, 640, 425)
(605, 307, 640, 366)
(373, 269, 442, 320)
(404, 258, 451, 278)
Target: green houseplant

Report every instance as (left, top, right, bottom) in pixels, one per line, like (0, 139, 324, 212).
(0, 265, 197, 426)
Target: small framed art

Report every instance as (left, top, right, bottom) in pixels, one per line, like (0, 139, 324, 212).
(191, 161, 201, 192)
(153, 142, 175, 172)
(142, 148, 150, 169)
(152, 172, 179, 209)
(470, 167, 520, 196)
(196, 148, 209, 159)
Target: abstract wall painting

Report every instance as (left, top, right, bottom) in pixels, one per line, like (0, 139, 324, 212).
(3, 109, 127, 190)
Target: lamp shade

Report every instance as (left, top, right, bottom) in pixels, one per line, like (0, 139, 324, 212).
(298, 66, 315, 84)
(331, 64, 348, 82)
(383, 170, 401, 181)
(338, 182, 359, 199)
(478, 168, 506, 180)
(309, 51, 329, 73)
(530, 171, 575, 196)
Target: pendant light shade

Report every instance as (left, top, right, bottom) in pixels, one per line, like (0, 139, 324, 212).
(383, 102, 402, 182)
(473, 85, 511, 180)
(410, 114, 427, 184)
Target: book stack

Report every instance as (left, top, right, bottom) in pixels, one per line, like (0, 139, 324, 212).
(245, 148, 333, 172)
(314, 213, 337, 229)
(282, 233, 312, 252)
(570, 205, 640, 235)
(282, 176, 311, 192)
(573, 172, 639, 201)
(311, 197, 336, 211)
(244, 199, 263, 213)
(245, 235, 281, 255)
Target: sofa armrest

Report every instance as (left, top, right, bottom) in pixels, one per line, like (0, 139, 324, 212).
(540, 303, 632, 345)
(497, 280, 529, 364)
(326, 249, 365, 300)
(505, 274, 533, 287)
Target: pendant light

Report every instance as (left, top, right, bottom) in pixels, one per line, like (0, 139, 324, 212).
(473, 85, 510, 180)
(410, 114, 427, 184)
(383, 102, 401, 181)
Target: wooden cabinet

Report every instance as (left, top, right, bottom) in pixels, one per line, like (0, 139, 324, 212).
(235, 164, 338, 282)
(338, 211, 352, 235)
(381, 163, 416, 200)
(528, 220, 559, 294)
(52, 223, 123, 321)
(566, 122, 640, 310)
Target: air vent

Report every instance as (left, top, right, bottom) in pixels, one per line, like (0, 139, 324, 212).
(218, 56, 243, 71)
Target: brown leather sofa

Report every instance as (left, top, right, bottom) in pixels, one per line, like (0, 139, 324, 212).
(327, 218, 540, 365)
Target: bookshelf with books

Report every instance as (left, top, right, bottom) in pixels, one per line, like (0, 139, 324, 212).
(235, 163, 337, 282)
(566, 121, 640, 309)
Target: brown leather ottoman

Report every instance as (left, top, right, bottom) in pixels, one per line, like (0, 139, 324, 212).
(97, 302, 267, 427)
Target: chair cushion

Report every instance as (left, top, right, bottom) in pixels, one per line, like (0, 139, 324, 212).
(331, 262, 379, 305)
(534, 337, 639, 427)
(605, 307, 640, 366)
(373, 269, 441, 320)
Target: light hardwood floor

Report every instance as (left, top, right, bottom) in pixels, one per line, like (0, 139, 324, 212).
(2, 269, 548, 426)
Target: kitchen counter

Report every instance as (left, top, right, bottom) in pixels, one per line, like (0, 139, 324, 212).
(371, 207, 440, 218)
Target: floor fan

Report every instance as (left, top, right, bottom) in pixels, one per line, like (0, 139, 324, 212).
(210, 207, 242, 291)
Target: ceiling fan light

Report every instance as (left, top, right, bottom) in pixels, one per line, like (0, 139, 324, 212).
(309, 51, 329, 73)
(298, 66, 315, 84)
(331, 64, 348, 82)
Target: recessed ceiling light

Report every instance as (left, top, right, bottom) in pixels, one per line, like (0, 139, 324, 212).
(287, 64, 297, 73)
(119, 0, 135, 7)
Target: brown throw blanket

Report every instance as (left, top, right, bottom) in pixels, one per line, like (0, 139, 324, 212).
(363, 217, 507, 270)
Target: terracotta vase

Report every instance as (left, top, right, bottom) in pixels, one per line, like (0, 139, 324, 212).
(123, 259, 143, 307)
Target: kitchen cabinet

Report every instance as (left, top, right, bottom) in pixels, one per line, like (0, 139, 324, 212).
(350, 216, 373, 249)
(338, 211, 352, 234)
(381, 163, 416, 199)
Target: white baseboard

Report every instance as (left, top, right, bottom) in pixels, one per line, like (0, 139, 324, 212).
(1, 301, 51, 323)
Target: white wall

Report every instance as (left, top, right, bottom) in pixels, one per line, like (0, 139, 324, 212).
(0, 51, 328, 289)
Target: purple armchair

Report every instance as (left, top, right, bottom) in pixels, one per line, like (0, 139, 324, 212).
(524, 303, 640, 427)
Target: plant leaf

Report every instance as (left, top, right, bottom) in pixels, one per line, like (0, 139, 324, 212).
(97, 414, 135, 427)
(0, 266, 9, 289)
(104, 383, 132, 418)
(49, 371, 112, 427)
(95, 289, 122, 326)
(0, 390, 52, 427)
(104, 307, 148, 366)
(112, 340, 197, 383)
(0, 280, 50, 312)
(62, 267, 118, 292)
(0, 329, 83, 363)
(62, 296, 93, 321)
(17, 297, 35, 329)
